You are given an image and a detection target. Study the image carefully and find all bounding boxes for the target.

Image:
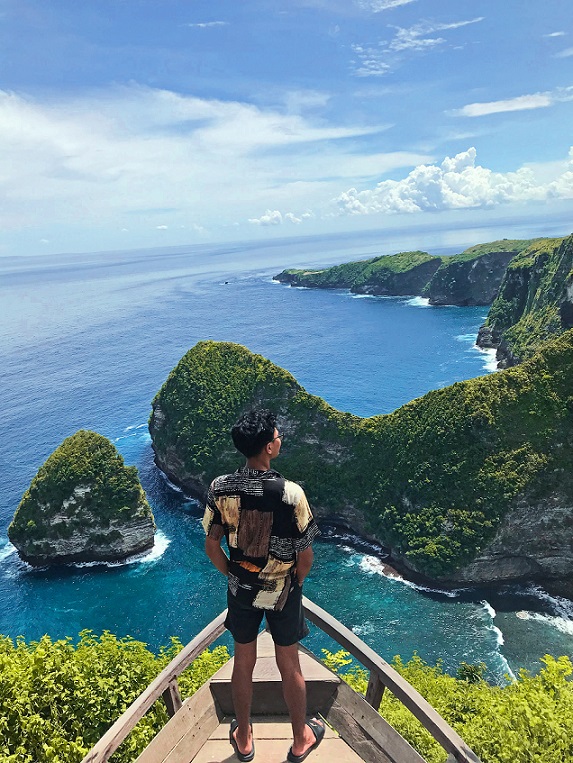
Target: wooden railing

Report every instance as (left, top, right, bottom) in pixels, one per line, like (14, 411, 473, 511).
(81, 610, 227, 763)
(81, 598, 481, 763)
(302, 597, 481, 763)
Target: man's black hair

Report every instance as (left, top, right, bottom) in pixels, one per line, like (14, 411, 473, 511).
(231, 409, 277, 458)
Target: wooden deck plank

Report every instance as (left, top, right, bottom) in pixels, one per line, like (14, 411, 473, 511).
(192, 737, 365, 763)
(209, 716, 337, 740)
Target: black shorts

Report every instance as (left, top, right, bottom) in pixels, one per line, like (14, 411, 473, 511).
(225, 581, 309, 646)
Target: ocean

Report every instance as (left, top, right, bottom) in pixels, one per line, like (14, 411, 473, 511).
(1, 229, 572, 684)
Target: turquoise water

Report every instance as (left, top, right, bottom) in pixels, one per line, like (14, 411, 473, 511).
(1, 232, 572, 683)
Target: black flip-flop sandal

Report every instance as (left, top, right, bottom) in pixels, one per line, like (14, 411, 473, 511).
(287, 716, 325, 763)
(229, 718, 255, 762)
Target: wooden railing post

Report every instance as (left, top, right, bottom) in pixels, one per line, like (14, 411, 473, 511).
(365, 671, 385, 710)
(162, 679, 183, 717)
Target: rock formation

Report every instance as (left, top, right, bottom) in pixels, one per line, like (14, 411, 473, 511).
(423, 240, 536, 306)
(476, 235, 573, 367)
(8, 430, 155, 566)
(149, 335, 573, 593)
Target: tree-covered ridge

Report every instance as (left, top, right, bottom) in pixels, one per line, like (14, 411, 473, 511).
(444, 238, 541, 264)
(275, 250, 444, 295)
(8, 430, 155, 564)
(150, 333, 573, 581)
(482, 235, 572, 365)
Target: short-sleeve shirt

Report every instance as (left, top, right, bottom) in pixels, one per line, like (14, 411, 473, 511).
(202, 466, 320, 611)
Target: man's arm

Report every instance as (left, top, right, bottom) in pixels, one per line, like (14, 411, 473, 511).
(295, 546, 313, 586)
(205, 536, 229, 577)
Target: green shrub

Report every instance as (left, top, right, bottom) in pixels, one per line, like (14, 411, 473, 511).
(323, 649, 573, 763)
(0, 631, 229, 763)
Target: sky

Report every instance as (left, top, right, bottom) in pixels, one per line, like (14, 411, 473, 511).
(0, 0, 572, 256)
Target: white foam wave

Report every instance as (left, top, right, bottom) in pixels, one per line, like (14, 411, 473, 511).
(124, 423, 147, 432)
(357, 554, 460, 597)
(72, 530, 171, 569)
(455, 333, 478, 343)
(481, 599, 496, 619)
(405, 296, 430, 308)
(515, 610, 573, 636)
(351, 293, 373, 299)
(476, 346, 499, 372)
(160, 472, 184, 493)
(0, 543, 17, 563)
(520, 584, 573, 619)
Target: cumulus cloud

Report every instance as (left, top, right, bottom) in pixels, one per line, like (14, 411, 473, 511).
(545, 31, 566, 38)
(454, 86, 573, 117)
(351, 17, 484, 77)
(248, 210, 283, 226)
(333, 146, 573, 216)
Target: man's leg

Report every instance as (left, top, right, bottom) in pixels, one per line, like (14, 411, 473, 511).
(275, 643, 317, 757)
(231, 639, 257, 755)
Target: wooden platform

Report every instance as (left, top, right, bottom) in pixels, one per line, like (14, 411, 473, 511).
(83, 600, 482, 763)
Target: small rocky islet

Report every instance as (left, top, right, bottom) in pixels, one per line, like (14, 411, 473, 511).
(8, 430, 155, 566)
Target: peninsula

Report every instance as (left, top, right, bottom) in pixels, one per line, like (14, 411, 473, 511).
(8, 430, 156, 566)
(149, 334, 573, 595)
(275, 239, 540, 306)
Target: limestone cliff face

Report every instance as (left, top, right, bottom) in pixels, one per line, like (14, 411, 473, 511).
(8, 430, 155, 566)
(424, 249, 517, 306)
(476, 235, 572, 367)
(440, 495, 573, 596)
(149, 336, 573, 588)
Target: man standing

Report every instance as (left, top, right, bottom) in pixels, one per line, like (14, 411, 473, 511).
(203, 409, 325, 762)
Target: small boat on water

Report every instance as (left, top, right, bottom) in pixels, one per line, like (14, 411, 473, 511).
(82, 597, 481, 763)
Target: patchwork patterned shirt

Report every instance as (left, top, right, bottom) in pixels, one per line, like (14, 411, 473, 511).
(203, 467, 320, 611)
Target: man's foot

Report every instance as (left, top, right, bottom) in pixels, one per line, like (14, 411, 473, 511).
(287, 717, 325, 762)
(229, 718, 255, 762)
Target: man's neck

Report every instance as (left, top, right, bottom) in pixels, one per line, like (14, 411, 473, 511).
(245, 454, 272, 471)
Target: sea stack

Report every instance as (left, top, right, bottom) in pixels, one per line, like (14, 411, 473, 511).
(8, 430, 155, 566)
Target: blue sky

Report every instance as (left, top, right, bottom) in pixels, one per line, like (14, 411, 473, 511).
(1, 0, 572, 256)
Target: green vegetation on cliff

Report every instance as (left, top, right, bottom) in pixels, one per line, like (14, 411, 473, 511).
(275, 250, 444, 295)
(8, 430, 155, 564)
(150, 333, 573, 579)
(0, 630, 228, 762)
(2, 629, 572, 763)
(483, 235, 572, 364)
(326, 648, 573, 763)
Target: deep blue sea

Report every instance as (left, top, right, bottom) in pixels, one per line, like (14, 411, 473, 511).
(1, 229, 572, 684)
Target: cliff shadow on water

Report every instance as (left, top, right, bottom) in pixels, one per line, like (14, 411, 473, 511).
(149, 330, 573, 595)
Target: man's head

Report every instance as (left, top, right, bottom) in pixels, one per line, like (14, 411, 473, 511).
(231, 409, 282, 459)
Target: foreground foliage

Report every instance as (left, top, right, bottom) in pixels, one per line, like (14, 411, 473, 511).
(324, 649, 573, 763)
(0, 631, 229, 763)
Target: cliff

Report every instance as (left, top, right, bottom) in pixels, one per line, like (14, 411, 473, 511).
(476, 235, 572, 367)
(275, 251, 444, 296)
(423, 239, 537, 306)
(8, 430, 155, 566)
(149, 335, 573, 591)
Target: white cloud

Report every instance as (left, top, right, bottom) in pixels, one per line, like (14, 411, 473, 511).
(156, 225, 168, 229)
(0, 85, 388, 235)
(356, 0, 417, 10)
(351, 17, 484, 77)
(555, 48, 573, 58)
(248, 210, 283, 226)
(332, 146, 573, 217)
(186, 21, 229, 28)
(544, 31, 566, 38)
(454, 86, 573, 117)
